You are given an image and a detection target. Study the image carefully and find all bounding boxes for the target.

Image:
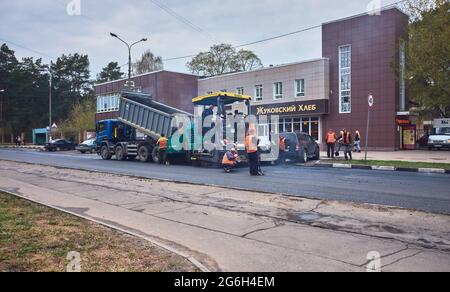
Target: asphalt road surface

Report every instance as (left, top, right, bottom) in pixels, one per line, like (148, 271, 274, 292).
(1, 148, 449, 214)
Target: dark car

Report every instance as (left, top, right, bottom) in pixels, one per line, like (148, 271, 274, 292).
(75, 139, 96, 154)
(44, 139, 76, 152)
(280, 132, 320, 163)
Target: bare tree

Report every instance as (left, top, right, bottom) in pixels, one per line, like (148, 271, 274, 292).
(133, 50, 163, 75)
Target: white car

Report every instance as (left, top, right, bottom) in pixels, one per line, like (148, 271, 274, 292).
(428, 127, 450, 150)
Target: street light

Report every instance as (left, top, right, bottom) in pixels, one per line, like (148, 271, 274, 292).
(0, 89, 5, 143)
(110, 33, 148, 85)
(38, 65, 53, 142)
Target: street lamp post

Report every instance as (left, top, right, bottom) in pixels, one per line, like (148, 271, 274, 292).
(42, 65, 53, 142)
(110, 33, 148, 86)
(0, 89, 4, 143)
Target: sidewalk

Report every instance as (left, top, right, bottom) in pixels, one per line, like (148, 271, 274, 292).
(0, 144, 44, 150)
(1, 160, 449, 272)
(321, 150, 450, 163)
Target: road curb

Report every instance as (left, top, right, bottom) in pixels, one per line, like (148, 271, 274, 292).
(0, 188, 211, 272)
(302, 162, 449, 175)
(0, 146, 43, 150)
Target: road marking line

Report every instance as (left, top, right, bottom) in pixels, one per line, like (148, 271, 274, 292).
(333, 163, 352, 169)
(418, 168, 446, 174)
(372, 166, 396, 171)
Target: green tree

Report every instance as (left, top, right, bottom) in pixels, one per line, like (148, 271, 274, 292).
(133, 50, 163, 75)
(187, 43, 263, 77)
(51, 53, 93, 123)
(97, 62, 124, 83)
(233, 49, 263, 72)
(0, 44, 49, 142)
(403, 0, 450, 118)
(59, 97, 96, 143)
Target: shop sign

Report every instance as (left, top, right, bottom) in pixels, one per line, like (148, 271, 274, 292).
(251, 99, 328, 116)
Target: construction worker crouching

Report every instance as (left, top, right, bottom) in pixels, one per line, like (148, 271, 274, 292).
(222, 148, 239, 173)
(157, 134, 169, 165)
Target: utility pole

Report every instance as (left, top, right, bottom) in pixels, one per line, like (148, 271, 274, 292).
(0, 89, 4, 144)
(365, 94, 374, 161)
(49, 66, 52, 137)
(110, 33, 148, 87)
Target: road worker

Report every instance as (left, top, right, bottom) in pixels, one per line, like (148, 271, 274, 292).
(325, 129, 337, 159)
(279, 136, 287, 164)
(222, 148, 239, 173)
(157, 134, 169, 165)
(246, 129, 260, 176)
(342, 129, 353, 161)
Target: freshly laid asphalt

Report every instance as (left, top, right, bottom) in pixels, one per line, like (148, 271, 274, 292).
(0, 148, 449, 214)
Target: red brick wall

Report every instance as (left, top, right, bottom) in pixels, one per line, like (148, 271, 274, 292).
(322, 8, 409, 150)
(94, 71, 198, 122)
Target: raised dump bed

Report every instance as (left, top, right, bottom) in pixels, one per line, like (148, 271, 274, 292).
(118, 91, 191, 140)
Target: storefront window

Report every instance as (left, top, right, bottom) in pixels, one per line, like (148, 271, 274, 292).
(279, 122, 284, 133)
(302, 118, 310, 134)
(284, 118, 293, 132)
(311, 117, 319, 141)
(293, 118, 301, 132)
(275, 117, 320, 141)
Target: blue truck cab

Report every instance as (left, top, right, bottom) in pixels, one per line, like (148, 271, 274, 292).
(96, 119, 138, 160)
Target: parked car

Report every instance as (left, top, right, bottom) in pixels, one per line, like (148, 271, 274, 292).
(44, 139, 76, 152)
(280, 132, 320, 163)
(75, 139, 96, 154)
(428, 127, 450, 150)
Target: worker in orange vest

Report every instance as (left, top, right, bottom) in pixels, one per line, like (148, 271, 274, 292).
(222, 148, 239, 173)
(246, 129, 260, 176)
(325, 129, 337, 159)
(342, 129, 353, 161)
(279, 136, 287, 164)
(157, 134, 169, 165)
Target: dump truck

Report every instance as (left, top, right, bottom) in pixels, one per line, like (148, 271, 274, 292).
(96, 90, 276, 165)
(96, 91, 192, 163)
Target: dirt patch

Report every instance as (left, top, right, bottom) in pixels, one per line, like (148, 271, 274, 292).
(0, 192, 197, 272)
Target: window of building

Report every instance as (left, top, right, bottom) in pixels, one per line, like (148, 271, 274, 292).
(273, 82, 283, 100)
(278, 117, 320, 141)
(310, 117, 319, 141)
(399, 40, 406, 111)
(255, 85, 263, 101)
(295, 79, 305, 97)
(236, 87, 244, 95)
(293, 118, 301, 132)
(96, 94, 120, 113)
(339, 45, 352, 113)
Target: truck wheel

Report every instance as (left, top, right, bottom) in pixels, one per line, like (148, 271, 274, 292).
(115, 146, 127, 161)
(101, 145, 112, 160)
(138, 145, 152, 162)
(152, 147, 160, 164)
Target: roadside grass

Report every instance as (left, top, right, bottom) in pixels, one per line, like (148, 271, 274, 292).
(333, 159, 450, 170)
(0, 192, 197, 272)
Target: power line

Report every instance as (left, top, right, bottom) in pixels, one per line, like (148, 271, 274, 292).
(162, 0, 408, 62)
(148, 0, 219, 43)
(0, 37, 54, 60)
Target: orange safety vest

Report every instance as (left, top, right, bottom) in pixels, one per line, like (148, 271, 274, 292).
(157, 137, 169, 150)
(222, 152, 238, 165)
(326, 132, 337, 144)
(245, 135, 258, 154)
(279, 137, 286, 151)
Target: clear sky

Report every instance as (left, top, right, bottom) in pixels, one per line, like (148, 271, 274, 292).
(0, 0, 401, 77)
